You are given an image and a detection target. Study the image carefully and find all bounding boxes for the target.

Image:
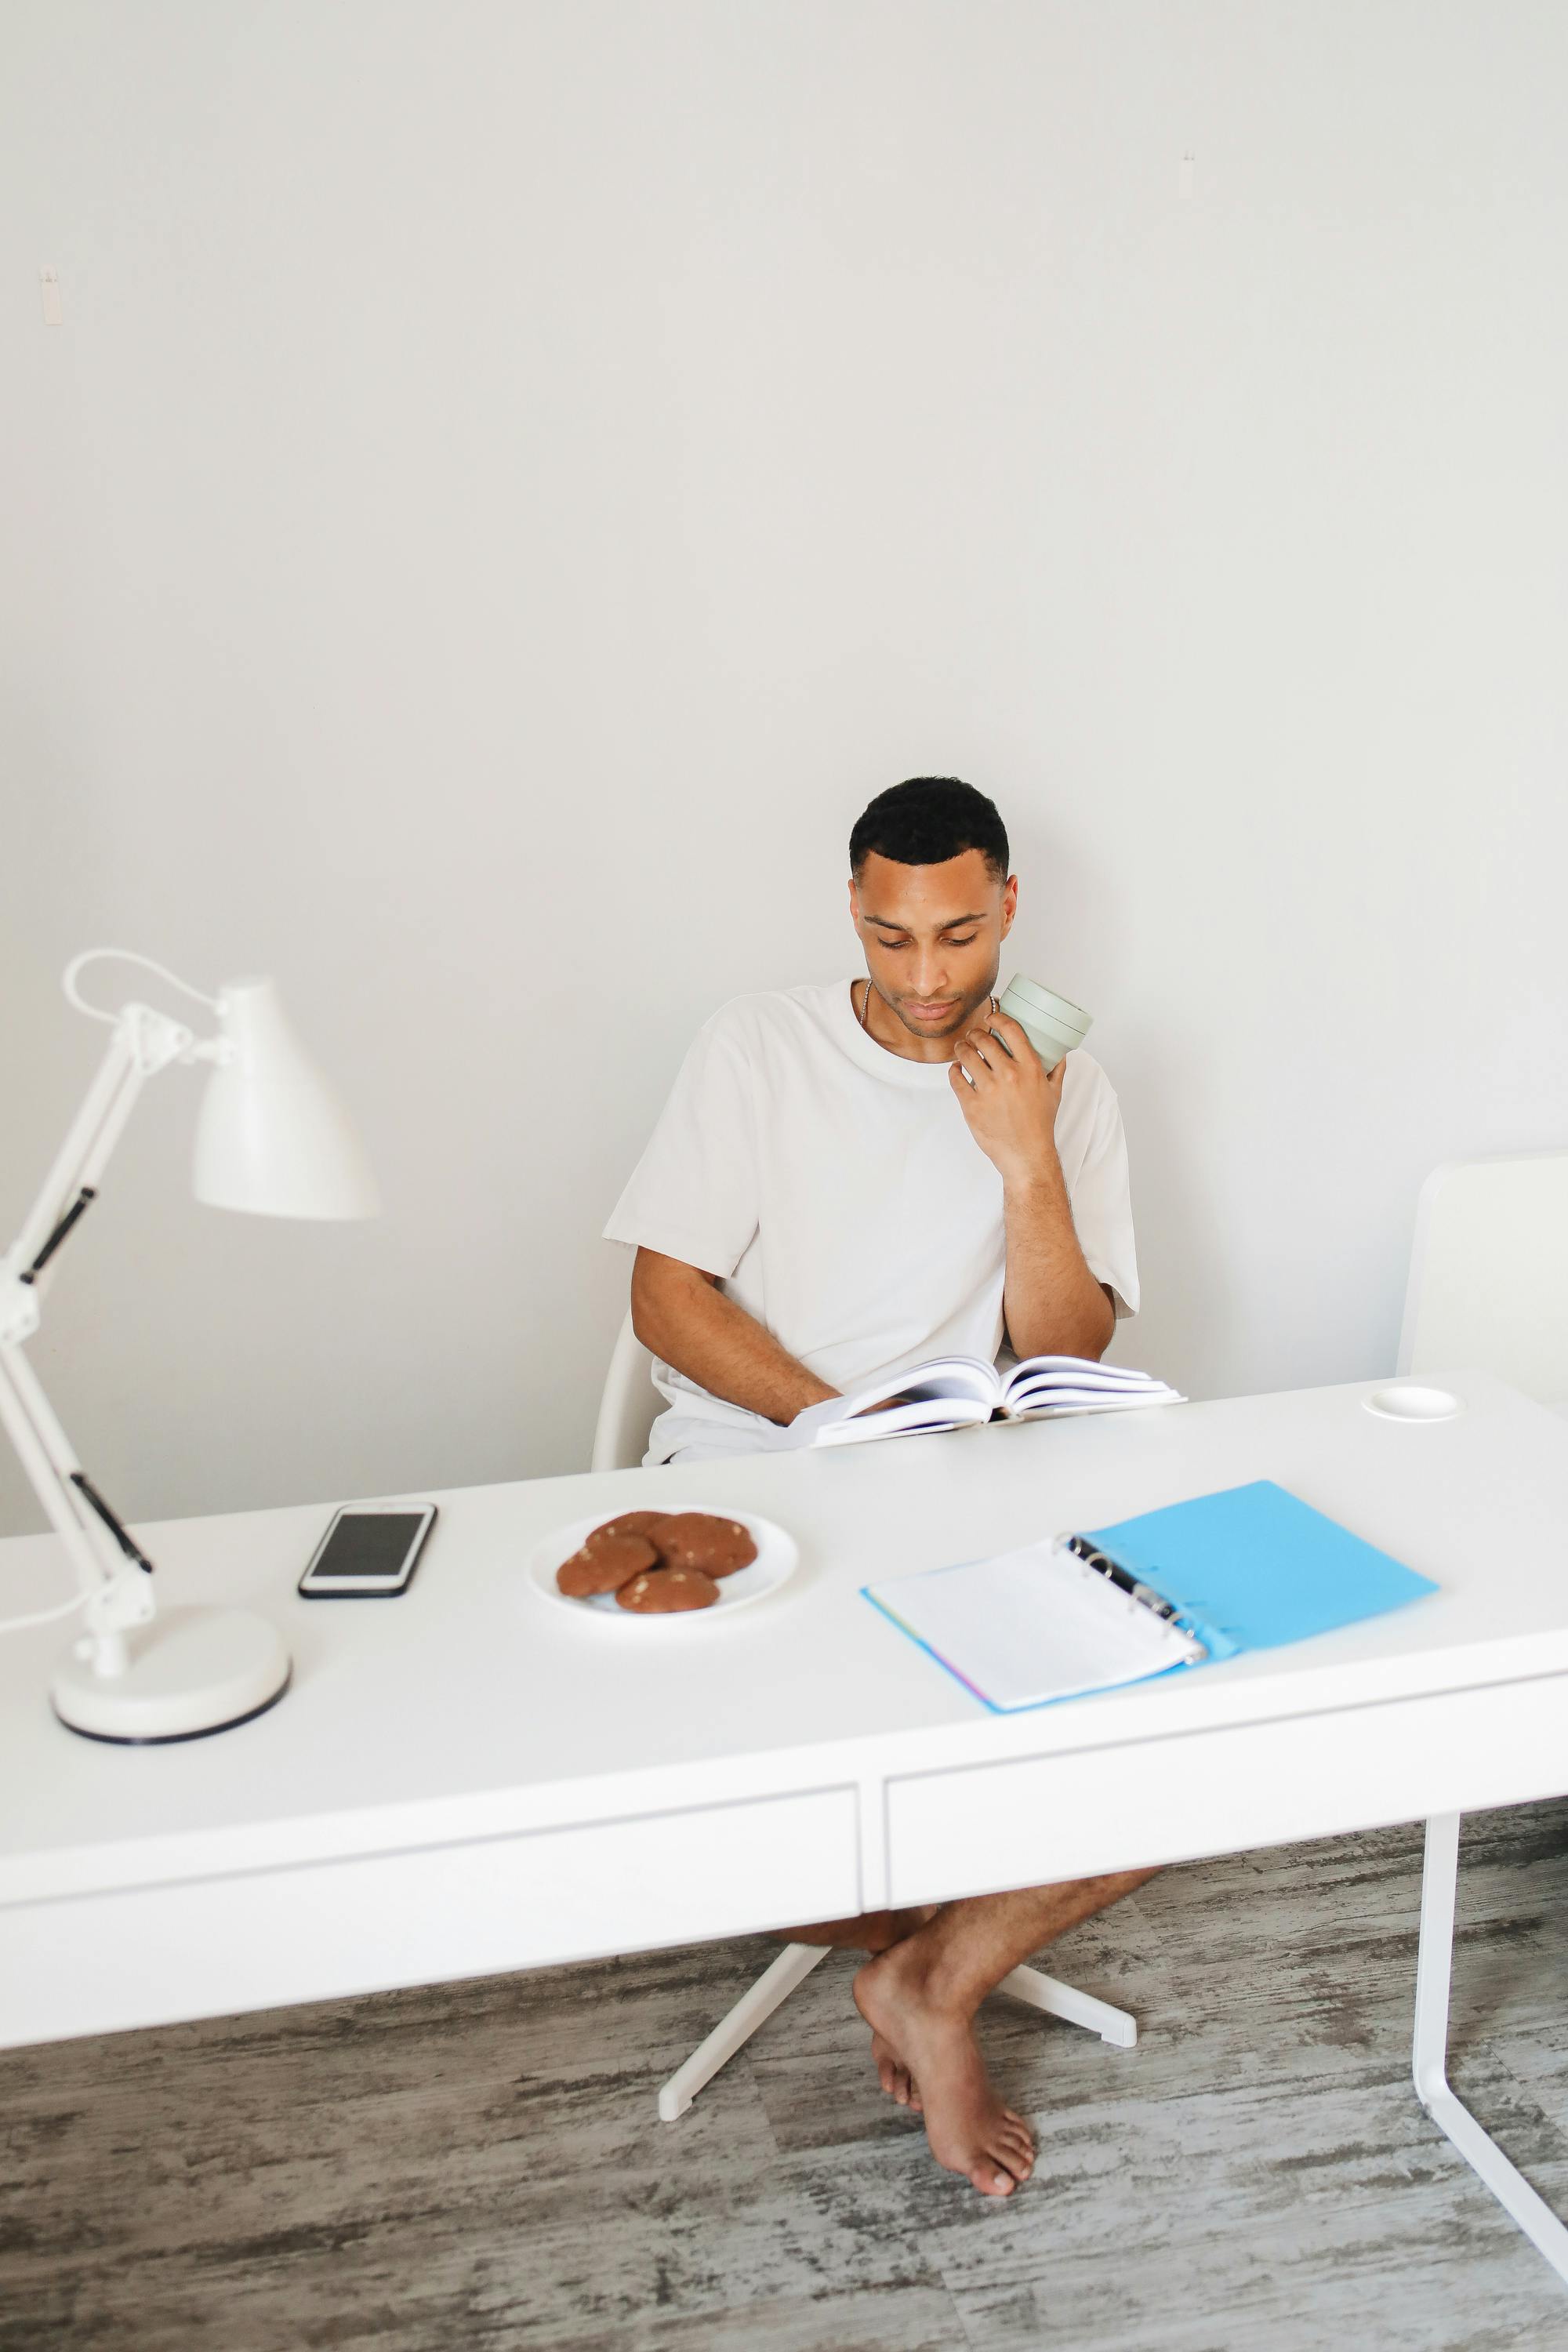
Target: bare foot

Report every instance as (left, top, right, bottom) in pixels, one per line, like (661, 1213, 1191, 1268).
(855, 1944, 1035, 2196)
(870, 2030, 922, 2111)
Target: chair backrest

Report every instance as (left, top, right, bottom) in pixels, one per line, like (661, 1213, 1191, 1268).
(1398, 1152, 1568, 1410)
(591, 1309, 663, 1471)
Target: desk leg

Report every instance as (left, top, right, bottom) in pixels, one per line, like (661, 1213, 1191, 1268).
(1414, 1812, 1568, 2284)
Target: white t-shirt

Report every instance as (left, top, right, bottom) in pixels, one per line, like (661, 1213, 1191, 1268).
(603, 980, 1139, 1464)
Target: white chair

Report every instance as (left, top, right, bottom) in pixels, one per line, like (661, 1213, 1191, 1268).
(1399, 1151, 1568, 1415)
(590, 1308, 1139, 2122)
(1400, 1152, 1568, 2281)
(591, 1308, 665, 1472)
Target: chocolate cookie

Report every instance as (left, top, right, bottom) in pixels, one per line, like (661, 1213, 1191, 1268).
(652, 1512, 757, 1579)
(586, 1510, 671, 1548)
(557, 1532, 658, 1598)
(615, 1565, 721, 1613)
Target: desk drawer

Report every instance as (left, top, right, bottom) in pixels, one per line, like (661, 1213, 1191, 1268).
(884, 1676, 1568, 1906)
(0, 1784, 859, 2049)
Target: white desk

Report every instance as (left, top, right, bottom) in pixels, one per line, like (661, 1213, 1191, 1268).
(4, 1373, 1568, 2277)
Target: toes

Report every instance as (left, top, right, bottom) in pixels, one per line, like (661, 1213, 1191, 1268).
(869, 2029, 925, 2111)
(971, 2165, 1017, 2196)
(989, 2125, 1034, 2183)
(872, 2038, 920, 2110)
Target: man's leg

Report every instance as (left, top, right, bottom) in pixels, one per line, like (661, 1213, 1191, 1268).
(854, 1871, 1157, 2197)
(776, 1907, 934, 1953)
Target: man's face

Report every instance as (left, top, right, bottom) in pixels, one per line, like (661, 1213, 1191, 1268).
(849, 849, 1018, 1044)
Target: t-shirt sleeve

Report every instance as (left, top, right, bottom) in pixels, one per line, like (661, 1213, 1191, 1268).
(602, 1009, 760, 1280)
(1069, 1087, 1141, 1319)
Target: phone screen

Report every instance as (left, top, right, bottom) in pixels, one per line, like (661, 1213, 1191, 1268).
(314, 1512, 427, 1579)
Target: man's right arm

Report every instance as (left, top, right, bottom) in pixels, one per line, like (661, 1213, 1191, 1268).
(630, 1248, 838, 1426)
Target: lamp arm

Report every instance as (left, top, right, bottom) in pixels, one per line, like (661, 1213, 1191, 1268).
(7, 1027, 140, 1281)
(0, 1345, 152, 1646)
(5, 1006, 198, 1282)
(0, 1006, 197, 1666)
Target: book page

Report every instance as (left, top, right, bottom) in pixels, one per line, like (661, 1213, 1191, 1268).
(815, 1393, 993, 1446)
(1009, 1392, 1183, 1421)
(1003, 1357, 1183, 1416)
(789, 1357, 999, 1446)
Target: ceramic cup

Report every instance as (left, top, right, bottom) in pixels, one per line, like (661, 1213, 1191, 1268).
(994, 975, 1093, 1073)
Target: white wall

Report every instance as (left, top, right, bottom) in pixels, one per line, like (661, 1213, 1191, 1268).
(3, 1, 1566, 1537)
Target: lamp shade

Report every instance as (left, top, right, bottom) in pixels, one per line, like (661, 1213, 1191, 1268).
(191, 977, 380, 1220)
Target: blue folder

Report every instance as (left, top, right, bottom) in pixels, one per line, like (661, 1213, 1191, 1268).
(1082, 1478, 1438, 1664)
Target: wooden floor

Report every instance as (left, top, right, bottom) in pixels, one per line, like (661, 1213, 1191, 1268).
(5, 1802, 1568, 2351)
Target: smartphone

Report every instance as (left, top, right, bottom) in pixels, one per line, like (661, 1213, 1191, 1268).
(297, 1503, 438, 1599)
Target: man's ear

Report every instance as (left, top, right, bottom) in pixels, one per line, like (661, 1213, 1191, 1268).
(848, 875, 861, 930)
(1000, 874, 1018, 937)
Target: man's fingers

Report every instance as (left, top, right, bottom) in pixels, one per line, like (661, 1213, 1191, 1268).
(982, 1008, 1029, 1058)
(961, 1025, 1011, 1071)
(951, 1040, 992, 1088)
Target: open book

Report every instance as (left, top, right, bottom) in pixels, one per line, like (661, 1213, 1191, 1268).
(788, 1354, 1185, 1448)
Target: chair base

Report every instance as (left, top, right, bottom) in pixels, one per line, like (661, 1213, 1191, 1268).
(995, 1961, 1138, 2049)
(658, 1942, 1136, 2122)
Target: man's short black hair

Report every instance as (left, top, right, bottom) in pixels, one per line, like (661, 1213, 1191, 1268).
(849, 776, 1010, 881)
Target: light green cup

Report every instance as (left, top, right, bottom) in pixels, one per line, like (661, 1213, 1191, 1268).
(995, 975, 1092, 1073)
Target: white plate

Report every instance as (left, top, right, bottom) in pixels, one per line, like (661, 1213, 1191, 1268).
(1363, 1384, 1464, 1423)
(524, 1504, 800, 1628)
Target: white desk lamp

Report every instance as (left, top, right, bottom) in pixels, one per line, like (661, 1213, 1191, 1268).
(0, 951, 379, 1742)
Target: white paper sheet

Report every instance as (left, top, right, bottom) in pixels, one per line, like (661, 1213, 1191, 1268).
(864, 1539, 1197, 1710)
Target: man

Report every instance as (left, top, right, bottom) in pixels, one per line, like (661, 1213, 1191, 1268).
(604, 776, 1155, 2198)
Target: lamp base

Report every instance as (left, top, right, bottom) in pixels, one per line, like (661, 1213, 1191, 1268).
(50, 1606, 292, 1743)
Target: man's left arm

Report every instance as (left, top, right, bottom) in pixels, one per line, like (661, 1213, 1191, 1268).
(949, 1008, 1116, 1363)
